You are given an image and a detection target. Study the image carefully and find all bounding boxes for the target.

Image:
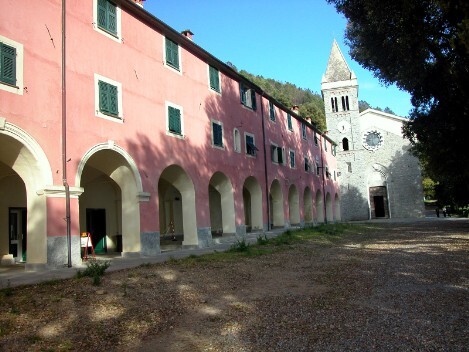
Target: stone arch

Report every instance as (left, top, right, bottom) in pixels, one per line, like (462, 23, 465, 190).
(0, 120, 53, 267)
(269, 179, 284, 228)
(77, 143, 142, 256)
(158, 165, 198, 246)
(303, 186, 313, 224)
(288, 184, 300, 226)
(243, 176, 263, 232)
(334, 193, 341, 221)
(209, 172, 236, 236)
(326, 192, 334, 222)
(315, 189, 324, 223)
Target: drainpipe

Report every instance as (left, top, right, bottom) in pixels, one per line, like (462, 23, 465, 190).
(62, 0, 72, 267)
(259, 93, 270, 231)
(320, 135, 328, 224)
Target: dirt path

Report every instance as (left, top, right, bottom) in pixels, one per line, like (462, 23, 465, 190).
(1, 219, 468, 351)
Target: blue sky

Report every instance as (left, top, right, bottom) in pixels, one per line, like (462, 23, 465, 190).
(144, 0, 413, 117)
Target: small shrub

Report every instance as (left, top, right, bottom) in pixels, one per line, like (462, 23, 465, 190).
(229, 238, 250, 252)
(256, 234, 269, 245)
(76, 260, 110, 286)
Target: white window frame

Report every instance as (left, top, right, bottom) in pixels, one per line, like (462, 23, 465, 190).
(163, 36, 182, 75)
(233, 128, 241, 153)
(211, 119, 224, 150)
(165, 101, 184, 139)
(94, 73, 123, 123)
(93, 0, 122, 43)
(244, 132, 256, 158)
(0, 35, 24, 95)
(270, 142, 284, 165)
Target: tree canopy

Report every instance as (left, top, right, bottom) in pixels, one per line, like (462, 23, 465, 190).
(327, 0, 469, 204)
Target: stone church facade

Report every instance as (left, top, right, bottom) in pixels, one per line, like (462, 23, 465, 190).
(321, 41, 424, 221)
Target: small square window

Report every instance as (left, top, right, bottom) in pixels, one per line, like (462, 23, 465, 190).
(271, 144, 284, 164)
(245, 134, 257, 156)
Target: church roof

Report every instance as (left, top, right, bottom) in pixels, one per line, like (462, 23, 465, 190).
(322, 39, 356, 83)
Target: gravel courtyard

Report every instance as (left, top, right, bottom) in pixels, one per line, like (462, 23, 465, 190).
(1, 219, 468, 351)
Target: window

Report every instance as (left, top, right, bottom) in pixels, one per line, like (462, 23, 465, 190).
(269, 102, 276, 121)
(332, 145, 337, 156)
(346, 96, 350, 110)
(165, 37, 180, 71)
(97, 0, 117, 35)
(324, 138, 328, 152)
(341, 96, 346, 111)
(245, 133, 257, 156)
(211, 120, 223, 148)
(98, 80, 118, 116)
(94, 74, 122, 121)
(314, 132, 318, 146)
(334, 170, 337, 181)
(325, 166, 330, 179)
(0, 43, 16, 86)
(209, 65, 220, 93)
(342, 137, 349, 151)
(0, 36, 23, 94)
(166, 102, 184, 137)
(287, 113, 293, 131)
(240, 83, 256, 110)
(289, 150, 295, 168)
(347, 161, 352, 173)
(94, 0, 121, 41)
(271, 144, 284, 164)
(301, 123, 307, 140)
(233, 129, 241, 153)
(315, 156, 320, 175)
(331, 96, 338, 112)
(304, 157, 310, 172)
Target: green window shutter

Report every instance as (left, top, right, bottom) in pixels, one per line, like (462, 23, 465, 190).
(251, 90, 257, 110)
(209, 66, 220, 92)
(98, 81, 108, 113)
(166, 38, 179, 70)
(109, 84, 118, 115)
(97, 0, 107, 29)
(271, 145, 276, 162)
(97, 0, 117, 35)
(168, 106, 181, 134)
(0, 43, 16, 85)
(213, 122, 222, 146)
(239, 83, 246, 105)
(290, 151, 295, 168)
(287, 114, 292, 130)
(99, 81, 118, 116)
(269, 102, 275, 121)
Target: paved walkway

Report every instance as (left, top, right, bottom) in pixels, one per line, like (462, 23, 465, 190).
(0, 216, 462, 289)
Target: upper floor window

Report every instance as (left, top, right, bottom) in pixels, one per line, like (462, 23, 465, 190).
(240, 83, 256, 110)
(271, 144, 284, 164)
(314, 131, 318, 146)
(325, 166, 330, 179)
(331, 96, 338, 112)
(289, 150, 295, 168)
(0, 36, 23, 95)
(269, 102, 276, 121)
(341, 96, 350, 111)
(332, 145, 337, 156)
(304, 157, 311, 172)
(287, 113, 293, 131)
(324, 138, 328, 152)
(166, 102, 184, 137)
(342, 137, 349, 151)
(209, 65, 220, 93)
(301, 123, 307, 140)
(245, 133, 257, 156)
(233, 128, 241, 153)
(165, 37, 180, 71)
(347, 161, 352, 173)
(97, 0, 117, 35)
(211, 120, 224, 148)
(94, 74, 123, 122)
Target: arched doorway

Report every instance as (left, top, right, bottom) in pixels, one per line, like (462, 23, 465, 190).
(209, 172, 236, 236)
(334, 194, 341, 221)
(243, 176, 263, 232)
(326, 192, 333, 222)
(0, 122, 52, 267)
(78, 145, 142, 256)
(288, 184, 300, 226)
(158, 165, 197, 246)
(315, 190, 324, 223)
(303, 187, 313, 224)
(269, 179, 284, 228)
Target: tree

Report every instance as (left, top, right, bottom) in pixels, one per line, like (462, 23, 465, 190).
(327, 0, 469, 204)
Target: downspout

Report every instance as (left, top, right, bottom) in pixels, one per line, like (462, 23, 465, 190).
(320, 135, 328, 224)
(259, 93, 271, 231)
(62, 0, 72, 267)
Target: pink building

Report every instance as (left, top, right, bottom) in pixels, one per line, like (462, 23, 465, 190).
(0, 0, 340, 269)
